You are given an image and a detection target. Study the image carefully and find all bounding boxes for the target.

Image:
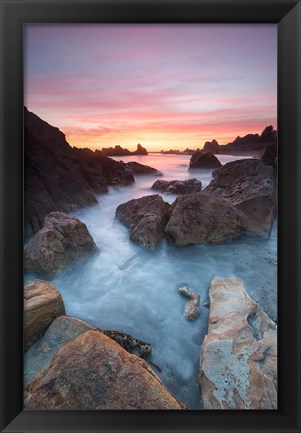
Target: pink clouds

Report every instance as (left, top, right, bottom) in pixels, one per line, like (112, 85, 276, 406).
(24, 24, 277, 151)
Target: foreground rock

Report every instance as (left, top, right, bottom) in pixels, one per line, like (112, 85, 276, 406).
(24, 316, 94, 384)
(178, 286, 200, 320)
(115, 195, 171, 248)
(24, 107, 134, 237)
(24, 316, 152, 385)
(189, 151, 222, 169)
(204, 159, 277, 236)
(24, 212, 99, 278)
(151, 178, 202, 195)
(199, 278, 277, 410)
(165, 193, 247, 245)
(25, 330, 182, 409)
(125, 161, 161, 176)
(24, 280, 65, 351)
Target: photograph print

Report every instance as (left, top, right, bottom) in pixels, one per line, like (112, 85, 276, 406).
(23, 24, 277, 410)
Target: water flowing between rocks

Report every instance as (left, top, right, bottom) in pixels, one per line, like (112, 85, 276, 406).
(25, 153, 277, 409)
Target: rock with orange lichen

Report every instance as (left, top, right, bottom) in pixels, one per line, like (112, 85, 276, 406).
(199, 277, 277, 409)
(24, 280, 65, 351)
(25, 330, 183, 410)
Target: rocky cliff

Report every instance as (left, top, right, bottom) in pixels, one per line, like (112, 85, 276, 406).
(24, 108, 134, 236)
(203, 126, 277, 155)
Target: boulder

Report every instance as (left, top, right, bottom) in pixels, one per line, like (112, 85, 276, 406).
(178, 286, 200, 320)
(24, 316, 152, 385)
(204, 159, 277, 236)
(25, 330, 182, 409)
(125, 161, 161, 176)
(199, 278, 277, 410)
(24, 212, 99, 278)
(24, 315, 94, 384)
(151, 178, 202, 195)
(115, 195, 171, 248)
(24, 280, 65, 351)
(189, 151, 222, 169)
(165, 192, 247, 245)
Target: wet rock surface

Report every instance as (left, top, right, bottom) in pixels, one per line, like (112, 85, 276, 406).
(24, 212, 99, 278)
(165, 192, 247, 245)
(151, 178, 202, 194)
(115, 195, 171, 248)
(25, 330, 183, 410)
(204, 159, 277, 237)
(24, 280, 65, 351)
(199, 277, 277, 409)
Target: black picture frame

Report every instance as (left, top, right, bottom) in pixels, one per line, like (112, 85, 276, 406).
(0, 0, 300, 432)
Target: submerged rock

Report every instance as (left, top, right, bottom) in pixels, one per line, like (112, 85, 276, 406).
(151, 178, 202, 195)
(178, 286, 200, 320)
(199, 277, 277, 410)
(25, 330, 182, 409)
(165, 192, 247, 245)
(125, 161, 161, 176)
(189, 151, 222, 169)
(115, 195, 171, 248)
(204, 159, 277, 237)
(24, 212, 99, 278)
(24, 280, 65, 351)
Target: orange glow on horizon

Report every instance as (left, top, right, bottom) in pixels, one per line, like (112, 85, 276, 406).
(63, 122, 277, 153)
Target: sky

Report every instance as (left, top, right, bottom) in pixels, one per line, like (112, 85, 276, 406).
(24, 24, 277, 152)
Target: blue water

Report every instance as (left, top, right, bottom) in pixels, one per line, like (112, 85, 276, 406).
(25, 153, 277, 409)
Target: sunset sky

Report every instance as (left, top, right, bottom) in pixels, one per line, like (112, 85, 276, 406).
(24, 24, 277, 152)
